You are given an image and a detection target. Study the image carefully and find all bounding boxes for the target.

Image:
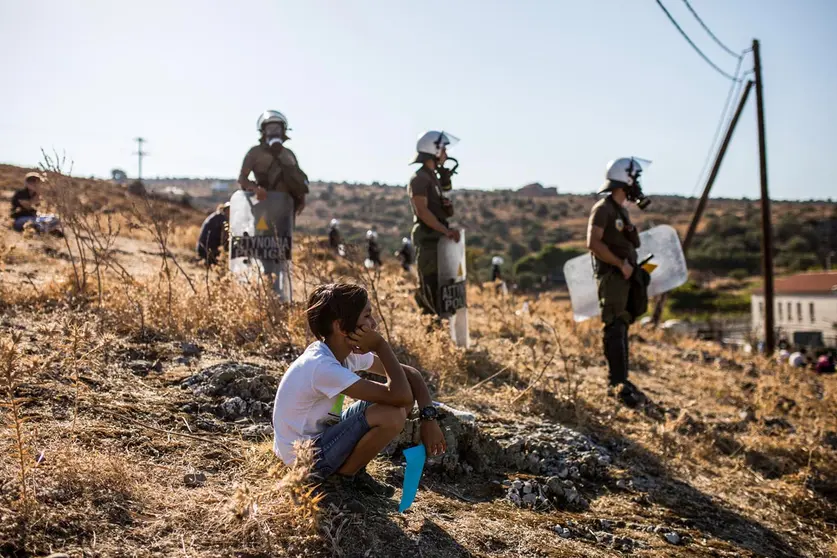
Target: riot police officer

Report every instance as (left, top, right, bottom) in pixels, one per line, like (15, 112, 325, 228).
(366, 229, 382, 268)
(395, 237, 415, 271)
(586, 157, 651, 407)
(238, 110, 309, 214)
(328, 219, 342, 251)
(491, 256, 504, 282)
(407, 131, 460, 314)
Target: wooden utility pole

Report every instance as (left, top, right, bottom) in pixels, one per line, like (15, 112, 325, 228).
(651, 80, 754, 325)
(753, 39, 775, 354)
(133, 137, 148, 181)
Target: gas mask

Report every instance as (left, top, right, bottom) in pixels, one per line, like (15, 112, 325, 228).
(436, 157, 459, 192)
(625, 182, 651, 210)
(624, 159, 651, 210)
(262, 122, 287, 148)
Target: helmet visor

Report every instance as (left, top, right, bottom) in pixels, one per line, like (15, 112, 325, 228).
(630, 157, 652, 173)
(437, 131, 459, 150)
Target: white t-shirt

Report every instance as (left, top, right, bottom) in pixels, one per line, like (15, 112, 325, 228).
(272, 341, 375, 465)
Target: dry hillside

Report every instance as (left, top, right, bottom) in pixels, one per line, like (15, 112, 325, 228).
(0, 165, 835, 557)
(147, 174, 836, 284)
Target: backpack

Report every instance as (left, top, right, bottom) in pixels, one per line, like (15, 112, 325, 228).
(267, 148, 310, 201)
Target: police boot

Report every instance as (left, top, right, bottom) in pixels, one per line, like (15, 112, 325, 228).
(603, 319, 628, 386)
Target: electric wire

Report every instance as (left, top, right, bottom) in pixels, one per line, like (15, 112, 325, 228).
(654, 0, 739, 81)
(680, 0, 740, 58)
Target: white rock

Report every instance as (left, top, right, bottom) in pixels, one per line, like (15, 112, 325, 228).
(434, 401, 476, 423)
(664, 532, 681, 545)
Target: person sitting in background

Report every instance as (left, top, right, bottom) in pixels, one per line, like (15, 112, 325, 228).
(10, 172, 62, 235)
(815, 353, 835, 374)
(788, 350, 806, 368)
(196, 202, 230, 266)
(272, 283, 446, 503)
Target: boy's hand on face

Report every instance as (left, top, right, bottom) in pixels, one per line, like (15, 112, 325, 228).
(346, 324, 384, 354)
(420, 421, 447, 457)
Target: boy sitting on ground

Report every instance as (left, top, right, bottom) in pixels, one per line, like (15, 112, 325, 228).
(272, 282, 447, 497)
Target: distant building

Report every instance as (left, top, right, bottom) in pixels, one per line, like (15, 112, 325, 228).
(751, 271, 837, 347)
(516, 182, 558, 197)
(212, 180, 234, 197)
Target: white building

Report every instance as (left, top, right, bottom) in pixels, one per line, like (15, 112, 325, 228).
(751, 271, 837, 347)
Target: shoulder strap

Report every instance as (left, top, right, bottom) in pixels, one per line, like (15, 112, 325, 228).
(606, 195, 630, 222)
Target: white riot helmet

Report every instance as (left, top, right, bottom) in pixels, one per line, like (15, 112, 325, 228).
(412, 130, 459, 164)
(599, 157, 652, 209)
(492, 256, 504, 266)
(366, 229, 378, 240)
(329, 218, 339, 229)
(257, 110, 290, 145)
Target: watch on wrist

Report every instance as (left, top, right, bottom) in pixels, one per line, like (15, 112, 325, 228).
(419, 405, 439, 422)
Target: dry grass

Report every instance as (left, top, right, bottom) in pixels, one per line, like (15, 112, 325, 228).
(0, 164, 834, 556)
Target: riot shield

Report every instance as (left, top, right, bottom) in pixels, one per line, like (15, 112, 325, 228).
(228, 190, 294, 301)
(563, 224, 688, 322)
(438, 230, 469, 347)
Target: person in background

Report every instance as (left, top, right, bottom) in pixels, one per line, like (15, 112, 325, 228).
(196, 202, 230, 266)
(10, 172, 62, 235)
(788, 350, 806, 368)
(328, 219, 342, 251)
(407, 131, 461, 314)
(395, 237, 414, 272)
(815, 353, 835, 374)
(238, 110, 308, 215)
(366, 229, 382, 268)
(586, 157, 651, 408)
(491, 256, 504, 282)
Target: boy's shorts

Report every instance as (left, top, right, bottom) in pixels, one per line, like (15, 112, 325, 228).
(313, 400, 372, 478)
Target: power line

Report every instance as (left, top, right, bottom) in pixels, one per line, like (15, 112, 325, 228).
(681, 0, 739, 58)
(133, 137, 148, 181)
(689, 53, 747, 199)
(654, 0, 739, 81)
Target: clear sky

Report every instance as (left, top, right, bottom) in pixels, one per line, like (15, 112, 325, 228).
(2, 0, 835, 200)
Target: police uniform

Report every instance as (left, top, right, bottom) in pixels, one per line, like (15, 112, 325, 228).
(408, 165, 448, 314)
(328, 227, 341, 250)
(589, 195, 640, 386)
(238, 142, 308, 207)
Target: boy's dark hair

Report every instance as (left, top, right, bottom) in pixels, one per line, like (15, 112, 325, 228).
(307, 283, 369, 340)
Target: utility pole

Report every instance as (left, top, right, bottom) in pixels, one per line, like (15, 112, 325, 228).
(133, 137, 148, 181)
(651, 80, 754, 325)
(753, 39, 775, 355)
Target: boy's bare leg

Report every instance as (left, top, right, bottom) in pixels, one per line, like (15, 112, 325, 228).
(337, 404, 406, 476)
